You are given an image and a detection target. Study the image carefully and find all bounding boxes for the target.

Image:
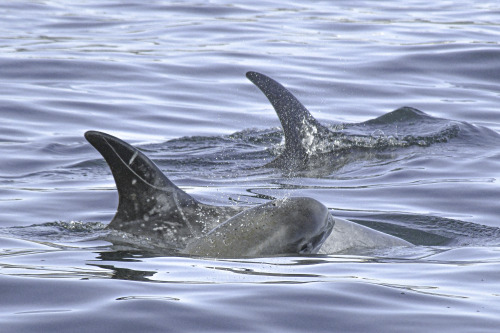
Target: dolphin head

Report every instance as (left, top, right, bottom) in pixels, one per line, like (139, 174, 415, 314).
(184, 197, 335, 258)
(273, 197, 335, 255)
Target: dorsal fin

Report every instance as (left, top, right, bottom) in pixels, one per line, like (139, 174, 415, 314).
(246, 71, 331, 164)
(84, 131, 201, 237)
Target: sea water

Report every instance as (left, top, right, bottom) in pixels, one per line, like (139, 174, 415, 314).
(1, 1, 500, 332)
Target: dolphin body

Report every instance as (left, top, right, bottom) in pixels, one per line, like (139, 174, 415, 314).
(85, 131, 411, 257)
(245, 71, 450, 171)
(85, 131, 334, 257)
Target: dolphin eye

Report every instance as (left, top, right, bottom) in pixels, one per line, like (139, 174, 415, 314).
(299, 242, 312, 254)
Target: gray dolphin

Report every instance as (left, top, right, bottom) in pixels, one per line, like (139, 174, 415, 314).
(85, 131, 334, 257)
(85, 131, 411, 256)
(246, 71, 440, 171)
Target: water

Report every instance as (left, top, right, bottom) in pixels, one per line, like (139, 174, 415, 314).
(1, 0, 500, 331)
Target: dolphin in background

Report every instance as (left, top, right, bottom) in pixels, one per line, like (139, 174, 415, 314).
(246, 71, 458, 172)
(85, 131, 411, 257)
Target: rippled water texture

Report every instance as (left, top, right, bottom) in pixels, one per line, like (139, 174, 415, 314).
(1, 1, 500, 332)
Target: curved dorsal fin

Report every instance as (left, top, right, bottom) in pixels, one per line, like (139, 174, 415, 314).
(246, 71, 331, 165)
(85, 131, 200, 236)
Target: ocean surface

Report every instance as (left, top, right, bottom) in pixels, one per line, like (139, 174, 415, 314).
(1, 0, 500, 331)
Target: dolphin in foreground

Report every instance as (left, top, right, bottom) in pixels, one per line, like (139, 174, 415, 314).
(85, 131, 411, 257)
(85, 131, 334, 257)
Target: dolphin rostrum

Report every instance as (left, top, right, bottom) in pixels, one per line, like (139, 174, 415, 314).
(319, 217, 411, 254)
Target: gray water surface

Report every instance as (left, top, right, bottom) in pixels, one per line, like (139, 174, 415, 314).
(1, 1, 500, 332)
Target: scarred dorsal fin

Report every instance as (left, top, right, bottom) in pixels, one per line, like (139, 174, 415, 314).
(85, 131, 201, 238)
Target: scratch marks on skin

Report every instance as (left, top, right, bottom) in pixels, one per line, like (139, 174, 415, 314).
(128, 151, 138, 166)
(152, 221, 182, 232)
(171, 190, 196, 235)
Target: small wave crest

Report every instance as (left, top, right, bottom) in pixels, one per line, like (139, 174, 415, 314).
(0, 221, 108, 244)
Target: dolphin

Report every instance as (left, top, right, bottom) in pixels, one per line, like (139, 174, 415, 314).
(85, 131, 335, 257)
(85, 131, 411, 256)
(246, 71, 454, 171)
(85, 131, 411, 257)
